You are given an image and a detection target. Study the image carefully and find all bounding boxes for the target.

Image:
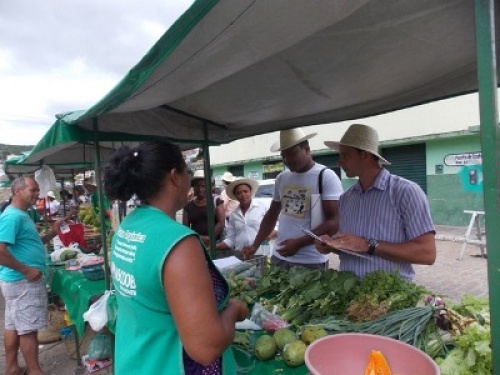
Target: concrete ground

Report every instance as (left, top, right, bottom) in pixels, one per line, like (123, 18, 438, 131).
(0, 225, 490, 374)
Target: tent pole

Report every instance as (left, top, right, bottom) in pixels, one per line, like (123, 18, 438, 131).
(92, 118, 110, 290)
(474, 1, 499, 372)
(203, 122, 217, 259)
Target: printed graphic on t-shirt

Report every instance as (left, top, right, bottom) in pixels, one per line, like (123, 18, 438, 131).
(281, 185, 311, 219)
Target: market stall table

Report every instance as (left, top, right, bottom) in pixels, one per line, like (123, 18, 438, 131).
(48, 264, 306, 373)
(49, 265, 105, 337)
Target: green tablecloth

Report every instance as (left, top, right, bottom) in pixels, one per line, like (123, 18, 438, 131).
(49, 266, 105, 336)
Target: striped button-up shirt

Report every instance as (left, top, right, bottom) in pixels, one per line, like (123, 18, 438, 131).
(338, 169, 435, 280)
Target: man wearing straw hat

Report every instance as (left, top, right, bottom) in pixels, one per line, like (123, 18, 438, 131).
(217, 171, 239, 219)
(316, 124, 436, 280)
(242, 128, 343, 269)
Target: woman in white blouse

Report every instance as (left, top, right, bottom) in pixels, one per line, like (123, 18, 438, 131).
(216, 178, 273, 258)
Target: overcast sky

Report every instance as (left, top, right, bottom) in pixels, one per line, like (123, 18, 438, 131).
(0, 0, 194, 145)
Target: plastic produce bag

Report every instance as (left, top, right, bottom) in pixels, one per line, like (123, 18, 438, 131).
(250, 303, 290, 332)
(34, 165, 57, 197)
(106, 292, 118, 334)
(87, 332, 112, 360)
(83, 290, 111, 332)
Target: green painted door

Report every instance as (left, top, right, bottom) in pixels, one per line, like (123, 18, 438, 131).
(381, 144, 427, 193)
(313, 153, 341, 178)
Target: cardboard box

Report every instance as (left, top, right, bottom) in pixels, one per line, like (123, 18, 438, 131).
(81, 355, 112, 374)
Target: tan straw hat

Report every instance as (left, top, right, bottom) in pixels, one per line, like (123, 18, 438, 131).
(270, 127, 317, 152)
(192, 169, 205, 180)
(226, 177, 259, 201)
(221, 171, 236, 183)
(324, 124, 391, 165)
(191, 169, 214, 183)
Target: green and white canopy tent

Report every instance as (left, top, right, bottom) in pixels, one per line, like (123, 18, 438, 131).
(46, 0, 499, 367)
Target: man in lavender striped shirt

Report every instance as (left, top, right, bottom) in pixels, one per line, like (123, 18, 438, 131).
(316, 124, 436, 280)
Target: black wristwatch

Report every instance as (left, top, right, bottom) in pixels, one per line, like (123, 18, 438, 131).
(367, 239, 379, 255)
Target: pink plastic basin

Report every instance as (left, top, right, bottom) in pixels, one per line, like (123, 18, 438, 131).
(305, 333, 440, 375)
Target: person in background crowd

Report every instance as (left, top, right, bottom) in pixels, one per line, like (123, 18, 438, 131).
(73, 185, 88, 204)
(36, 191, 60, 218)
(58, 190, 77, 220)
(0, 176, 62, 375)
(216, 171, 238, 242)
(217, 172, 239, 219)
(183, 170, 225, 248)
(83, 178, 96, 201)
(242, 127, 343, 269)
(315, 124, 436, 280)
(216, 178, 273, 259)
(104, 141, 247, 375)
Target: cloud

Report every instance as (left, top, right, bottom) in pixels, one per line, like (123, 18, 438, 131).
(0, 0, 194, 145)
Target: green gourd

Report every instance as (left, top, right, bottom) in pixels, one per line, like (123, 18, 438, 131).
(59, 249, 78, 261)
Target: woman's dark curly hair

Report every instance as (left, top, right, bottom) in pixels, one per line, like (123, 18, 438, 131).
(104, 141, 185, 203)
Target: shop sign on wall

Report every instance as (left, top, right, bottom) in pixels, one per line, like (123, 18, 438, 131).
(444, 152, 482, 166)
(263, 162, 284, 173)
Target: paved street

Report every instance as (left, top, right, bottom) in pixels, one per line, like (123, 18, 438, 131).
(0, 225, 490, 374)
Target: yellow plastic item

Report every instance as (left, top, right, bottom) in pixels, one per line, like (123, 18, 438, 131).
(64, 311, 73, 326)
(364, 350, 392, 375)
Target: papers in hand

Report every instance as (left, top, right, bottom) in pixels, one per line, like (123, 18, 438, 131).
(300, 228, 373, 261)
(213, 256, 242, 269)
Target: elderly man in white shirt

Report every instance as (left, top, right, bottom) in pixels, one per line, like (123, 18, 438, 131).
(216, 178, 273, 258)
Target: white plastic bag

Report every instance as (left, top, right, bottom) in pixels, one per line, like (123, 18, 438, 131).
(34, 165, 57, 198)
(83, 290, 111, 332)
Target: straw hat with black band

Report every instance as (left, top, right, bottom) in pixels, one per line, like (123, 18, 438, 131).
(270, 128, 317, 152)
(324, 124, 391, 165)
(225, 178, 259, 201)
(221, 171, 236, 184)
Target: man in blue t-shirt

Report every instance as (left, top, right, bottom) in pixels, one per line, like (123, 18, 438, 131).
(0, 176, 61, 375)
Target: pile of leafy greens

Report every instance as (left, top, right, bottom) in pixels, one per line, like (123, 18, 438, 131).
(437, 295, 491, 375)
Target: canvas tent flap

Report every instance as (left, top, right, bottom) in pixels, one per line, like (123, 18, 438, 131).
(63, 0, 497, 144)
